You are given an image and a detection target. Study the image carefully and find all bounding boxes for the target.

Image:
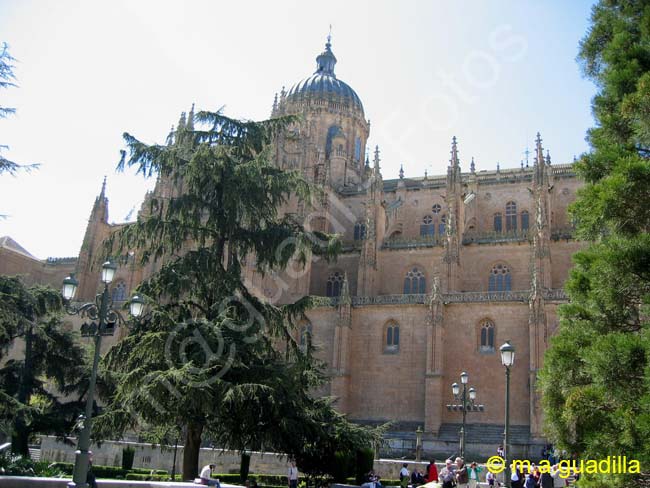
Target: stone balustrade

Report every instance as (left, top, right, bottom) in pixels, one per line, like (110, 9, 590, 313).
(312, 290, 569, 308)
(462, 230, 529, 245)
(381, 235, 444, 250)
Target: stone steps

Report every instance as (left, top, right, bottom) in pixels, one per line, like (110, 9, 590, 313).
(436, 423, 530, 444)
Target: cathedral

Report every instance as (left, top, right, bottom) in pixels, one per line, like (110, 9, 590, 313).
(0, 37, 584, 457)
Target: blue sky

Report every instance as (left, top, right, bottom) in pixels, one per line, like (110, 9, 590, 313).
(0, 0, 597, 259)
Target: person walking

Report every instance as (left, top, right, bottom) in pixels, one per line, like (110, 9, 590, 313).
(399, 463, 410, 488)
(288, 461, 299, 488)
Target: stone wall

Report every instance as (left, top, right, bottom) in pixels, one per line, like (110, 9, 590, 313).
(39, 437, 456, 480)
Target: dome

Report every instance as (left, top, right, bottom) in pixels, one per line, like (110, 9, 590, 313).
(285, 38, 364, 114)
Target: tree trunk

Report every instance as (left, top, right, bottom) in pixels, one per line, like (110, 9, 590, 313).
(240, 452, 251, 482)
(182, 422, 204, 480)
(13, 324, 33, 457)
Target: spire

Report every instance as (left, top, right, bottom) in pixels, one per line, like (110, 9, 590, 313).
(365, 155, 370, 170)
(424, 169, 428, 180)
(450, 136, 459, 167)
(535, 132, 544, 165)
(315, 32, 337, 76)
(470, 156, 475, 173)
(545, 149, 552, 165)
(373, 145, 381, 172)
(177, 111, 186, 130)
(167, 125, 175, 145)
(272, 93, 278, 113)
(186, 103, 195, 130)
(399, 164, 404, 179)
(91, 176, 109, 223)
(496, 162, 500, 173)
(100, 176, 107, 199)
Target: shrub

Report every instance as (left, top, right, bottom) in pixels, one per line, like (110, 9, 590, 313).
(122, 447, 135, 470)
(354, 448, 375, 485)
(213, 473, 242, 483)
(331, 451, 354, 483)
(0, 455, 36, 476)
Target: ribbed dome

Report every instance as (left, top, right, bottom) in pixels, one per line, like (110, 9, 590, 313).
(285, 38, 364, 114)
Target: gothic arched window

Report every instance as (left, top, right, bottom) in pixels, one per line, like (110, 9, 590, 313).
(385, 321, 400, 353)
(354, 137, 362, 161)
(439, 215, 446, 236)
(112, 281, 127, 302)
(506, 201, 517, 232)
(494, 213, 503, 233)
(521, 210, 529, 232)
(403, 267, 426, 294)
(326, 271, 344, 297)
(479, 320, 495, 352)
(354, 222, 367, 241)
(488, 264, 512, 292)
(420, 215, 435, 237)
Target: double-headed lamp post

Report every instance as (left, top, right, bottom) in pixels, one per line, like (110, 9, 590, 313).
(500, 341, 516, 488)
(61, 262, 145, 488)
(447, 371, 484, 459)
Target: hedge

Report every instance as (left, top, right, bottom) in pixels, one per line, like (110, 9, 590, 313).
(125, 473, 182, 481)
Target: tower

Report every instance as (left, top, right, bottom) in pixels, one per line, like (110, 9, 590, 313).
(274, 35, 370, 191)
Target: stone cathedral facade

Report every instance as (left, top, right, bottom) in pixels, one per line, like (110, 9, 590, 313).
(2, 38, 584, 455)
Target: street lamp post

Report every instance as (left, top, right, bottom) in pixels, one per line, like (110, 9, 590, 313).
(500, 341, 516, 488)
(415, 426, 423, 462)
(61, 263, 145, 488)
(447, 372, 484, 459)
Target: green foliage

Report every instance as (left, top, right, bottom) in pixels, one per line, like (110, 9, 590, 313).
(354, 448, 375, 485)
(0, 276, 87, 456)
(0, 42, 37, 180)
(122, 446, 135, 470)
(0, 456, 66, 477)
(539, 1, 650, 485)
(94, 109, 373, 481)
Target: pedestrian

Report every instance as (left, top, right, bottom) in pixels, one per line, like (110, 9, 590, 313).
(540, 468, 554, 488)
(486, 471, 496, 488)
(455, 457, 468, 488)
(524, 472, 536, 488)
(288, 461, 299, 488)
(199, 464, 221, 487)
(439, 460, 455, 488)
(399, 463, 409, 488)
(424, 459, 438, 484)
(468, 461, 482, 488)
(86, 451, 97, 488)
(411, 468, 425, 487)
